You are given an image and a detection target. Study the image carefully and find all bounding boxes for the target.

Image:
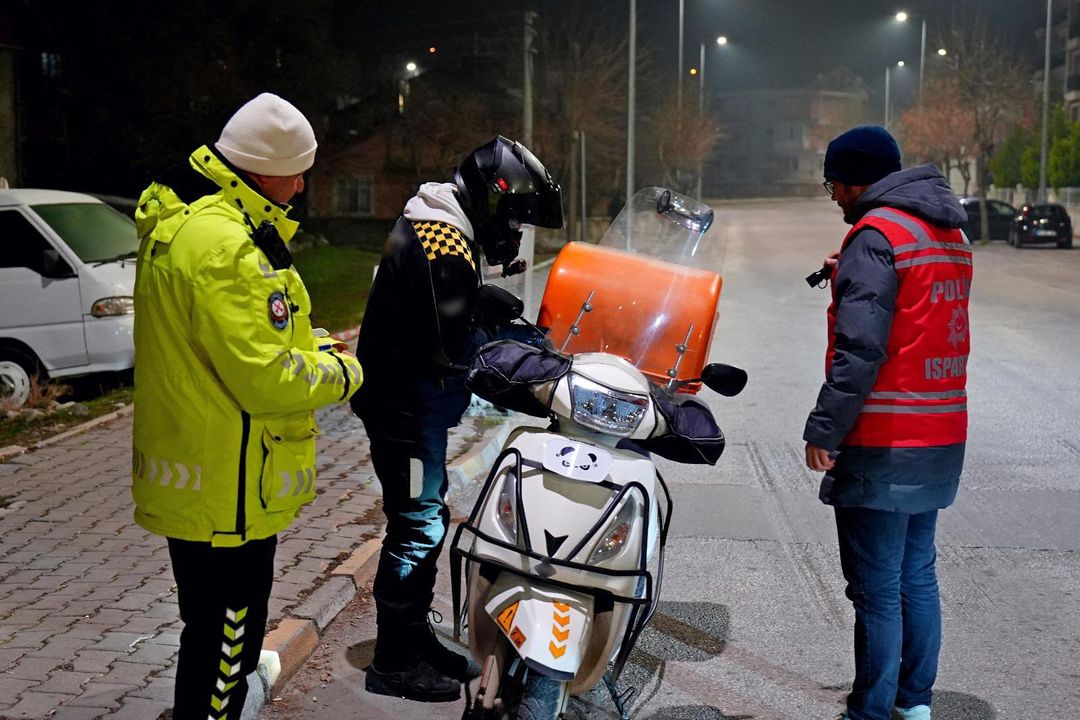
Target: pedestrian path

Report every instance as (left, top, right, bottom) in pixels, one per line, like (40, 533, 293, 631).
(0, 403, 482, 720)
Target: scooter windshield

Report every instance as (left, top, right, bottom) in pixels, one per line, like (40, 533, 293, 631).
(538, 188, 722, 391)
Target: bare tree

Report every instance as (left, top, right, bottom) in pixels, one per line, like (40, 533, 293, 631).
(940, 16, 1030, 241)
(531, 3, 629, 241)
(897, 74, 977, 193)
(642, 95, 722, 195)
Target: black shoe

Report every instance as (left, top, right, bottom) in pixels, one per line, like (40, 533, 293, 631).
(417, 612, 482, 681)
(365, 658, 461, 702)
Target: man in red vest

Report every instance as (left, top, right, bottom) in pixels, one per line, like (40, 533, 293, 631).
(804, 125, 971, 720)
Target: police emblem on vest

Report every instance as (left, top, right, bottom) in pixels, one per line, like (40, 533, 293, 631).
(268, 291, 289, 330)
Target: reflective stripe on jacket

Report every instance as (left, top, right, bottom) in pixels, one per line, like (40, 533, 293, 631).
(131, 146, 362, 547)
(827, 206, 971, 447)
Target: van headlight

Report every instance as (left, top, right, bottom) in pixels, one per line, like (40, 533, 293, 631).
(91, 296, 135, 317)
(569, 374, 648, 437)
(589, 500, 635, 563)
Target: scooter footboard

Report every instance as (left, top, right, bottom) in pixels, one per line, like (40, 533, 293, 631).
(484, 572, 595, 681)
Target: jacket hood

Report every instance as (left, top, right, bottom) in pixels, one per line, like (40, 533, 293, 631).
(849, 164, 967, 229)
(403, 182, 474, 239)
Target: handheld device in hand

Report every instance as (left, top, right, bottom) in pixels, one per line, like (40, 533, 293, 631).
(806, 265, 831, 288)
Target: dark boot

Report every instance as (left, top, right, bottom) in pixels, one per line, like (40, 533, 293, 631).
(365, 658, 461, 703)
(414, 610, 481, 682)
(368, 615, 462, 702)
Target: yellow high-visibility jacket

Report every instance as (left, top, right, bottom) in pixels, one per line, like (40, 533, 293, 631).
(131, 146, 362, 547)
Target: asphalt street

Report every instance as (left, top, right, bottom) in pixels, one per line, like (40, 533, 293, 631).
(261, 197, 1080, 720)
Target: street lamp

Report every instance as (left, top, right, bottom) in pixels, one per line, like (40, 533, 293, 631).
(937, 48, 947, 56)
(699, 36, 727, 114)
(1039, 0, 1052, 204)
(895, 10, 927, 98)
(695, 35, 728, 200)
(885, 60, 905, 131)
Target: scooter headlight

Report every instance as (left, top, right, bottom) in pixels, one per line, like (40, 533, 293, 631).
(568, 374, 648, 437)
(496, 470, 518, 541)
(589, 501, 635, 563)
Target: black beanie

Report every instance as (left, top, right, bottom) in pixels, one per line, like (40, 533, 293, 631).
(823, 125, 902, 186)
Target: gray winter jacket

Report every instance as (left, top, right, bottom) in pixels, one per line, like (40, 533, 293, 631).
(804, 164, 968, 514)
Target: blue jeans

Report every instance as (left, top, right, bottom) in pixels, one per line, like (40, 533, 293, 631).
(366, 377, 470, 665)
(834, 507, 941, 720)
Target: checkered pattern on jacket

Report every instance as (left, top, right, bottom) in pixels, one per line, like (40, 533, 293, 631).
(412, 221, 475, 271)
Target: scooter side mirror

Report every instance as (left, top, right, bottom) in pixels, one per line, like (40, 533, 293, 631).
(476, 283, 524, 323)
(701, 363, 747, 397)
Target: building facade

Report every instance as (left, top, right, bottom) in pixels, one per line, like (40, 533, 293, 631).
(706, 69, 870, 198)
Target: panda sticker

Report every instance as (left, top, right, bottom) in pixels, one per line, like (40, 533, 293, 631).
(542, 438, 613, 482)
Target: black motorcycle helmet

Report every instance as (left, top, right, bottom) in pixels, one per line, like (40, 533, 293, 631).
(454, 136, 564, 267)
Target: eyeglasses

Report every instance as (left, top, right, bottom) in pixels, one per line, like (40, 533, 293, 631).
(822, 180, 836, 195)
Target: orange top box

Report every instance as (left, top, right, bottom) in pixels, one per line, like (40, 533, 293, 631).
(538, 242, 722, 392)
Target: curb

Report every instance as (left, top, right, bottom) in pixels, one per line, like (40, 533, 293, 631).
(0, 403, 134, 463)
(243, 415, 513, 718)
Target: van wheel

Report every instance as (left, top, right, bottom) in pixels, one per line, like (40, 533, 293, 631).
(0, 349, 41, 409)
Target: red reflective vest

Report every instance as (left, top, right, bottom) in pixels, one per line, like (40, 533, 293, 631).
(827, 207, 972, 447)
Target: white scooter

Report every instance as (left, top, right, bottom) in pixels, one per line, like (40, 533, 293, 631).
(450, 188, 746, 720)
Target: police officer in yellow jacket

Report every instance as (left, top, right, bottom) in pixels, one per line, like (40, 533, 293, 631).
(132, 93, 362, 720)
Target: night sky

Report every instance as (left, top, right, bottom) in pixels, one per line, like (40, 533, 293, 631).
(358, 0, 1045, 104)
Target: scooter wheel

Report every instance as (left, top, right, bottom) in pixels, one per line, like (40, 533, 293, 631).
(517, 672, 568, 720)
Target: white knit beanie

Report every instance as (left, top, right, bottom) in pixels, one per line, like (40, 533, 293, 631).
(214, 93, 317, 176)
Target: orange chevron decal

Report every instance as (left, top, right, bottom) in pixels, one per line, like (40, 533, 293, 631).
(553, 612, 570, 628)
(549, 641, 567, 658)
(552, 624, 570, 642)
(553, 602, 570, 613)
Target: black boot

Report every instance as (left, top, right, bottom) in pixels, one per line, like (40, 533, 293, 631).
(365, 657, 461, 703)
(415, 610, 482, 682)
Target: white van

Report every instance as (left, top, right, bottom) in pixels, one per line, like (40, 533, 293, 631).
(0, 189, 137, 408)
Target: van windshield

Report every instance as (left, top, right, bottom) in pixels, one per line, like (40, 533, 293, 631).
(31, 203, 138, 263)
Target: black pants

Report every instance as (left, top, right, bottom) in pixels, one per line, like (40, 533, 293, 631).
(168, 536, 277, 720)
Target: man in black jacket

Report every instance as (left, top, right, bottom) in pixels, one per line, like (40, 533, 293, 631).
(352, 136, 562, 702)
(805, 126, 971, 720)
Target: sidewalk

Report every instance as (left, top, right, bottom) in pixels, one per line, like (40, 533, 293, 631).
(0, 402, 495, 720)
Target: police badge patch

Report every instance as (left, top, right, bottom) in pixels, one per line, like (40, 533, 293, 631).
(268, 291, 289, 330)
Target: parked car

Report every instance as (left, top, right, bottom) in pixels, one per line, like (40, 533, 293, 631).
(958, 196, 1017, 242)
(0, 189, 137, 408)
(1010, 203, 1073, 249)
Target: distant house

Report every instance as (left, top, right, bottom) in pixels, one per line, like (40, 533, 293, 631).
(306, 125, 418, 245)
(1039, 1, 1072, 119)
(706, 68, 871, 198)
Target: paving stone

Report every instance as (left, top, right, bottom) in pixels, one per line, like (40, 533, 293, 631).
(1, 691, 75, 717)
(97, 661, 158, 687)
(97, 696, 171, 720)
(102, 593, 162, 612)
(29, 636, 93, 659)
(126, 675, 173, 702)
(6, 654, 63, 680)
(38, 670, 98, 695)
(5, 629, 56, 649)
(123, 640, 177, 667)
(73, 649, 125, 673)
(63, 682, 139, 709)
(47, 704, 109, 719)
(112, 616, 173, 636)
(87, 632, 149, 653)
